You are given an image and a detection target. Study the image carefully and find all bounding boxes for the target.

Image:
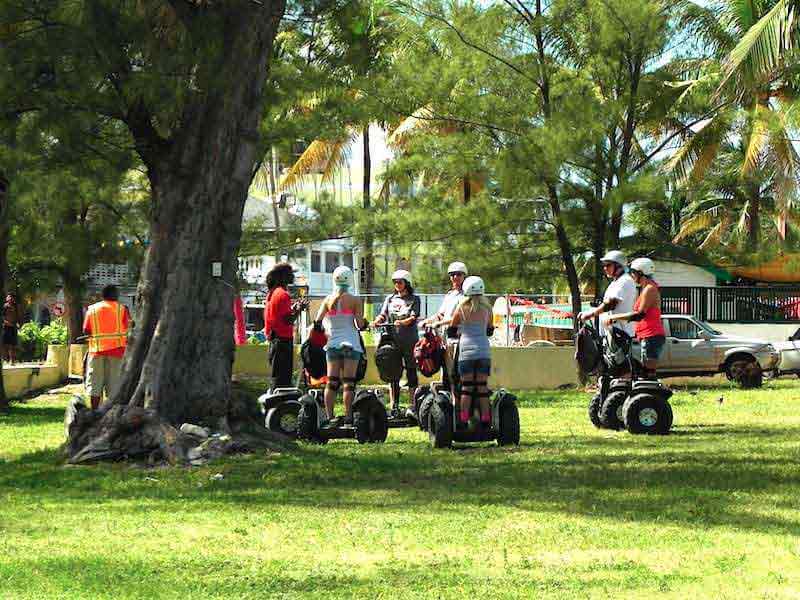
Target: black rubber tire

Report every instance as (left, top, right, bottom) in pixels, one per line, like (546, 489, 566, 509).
(598, 391, 628, 431)
(588, 392, 605, 429)
(354, 396, 389, 444)
(623, 394, 672, 435)
(727, 357, 763, 389)
(297, 400, 327, 444)
(497, 400, 520, 446)
(266, 402, 300, 437)
(417, 391, 435, 432)
(428, 400, 453, 449)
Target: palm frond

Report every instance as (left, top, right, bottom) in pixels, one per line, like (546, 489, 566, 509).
(664, 112, 731, 184)
(698, 219, 728, 250)
(735, 199, 751, 235)
(721, 0, 793, 88)
(742, 105, 770, 175)
(674, 210, 716, 242)
(278, 135, 354, 191)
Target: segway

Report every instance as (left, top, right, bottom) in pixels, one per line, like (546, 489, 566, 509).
(427, 342, 520, 449)
(260, 323, 329, 439)
(296, 328, 389, 444)
(576, 320, 674, 435)
(296, 387, 388, 444)
(373, 323, 417, 429)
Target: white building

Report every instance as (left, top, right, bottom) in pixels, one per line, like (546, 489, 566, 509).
(238, 195, 360, 298)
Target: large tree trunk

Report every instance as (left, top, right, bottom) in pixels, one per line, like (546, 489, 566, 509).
(109, 6, 286, 427)
(0, 174, 9, 409)
(361, 124, 374, 293)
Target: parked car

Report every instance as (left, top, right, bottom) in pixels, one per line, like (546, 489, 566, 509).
(770, 328, 800, 378)
(631, 314, 779, 388)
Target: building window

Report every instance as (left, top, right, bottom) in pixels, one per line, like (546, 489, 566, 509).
(325, 252, 341, 273)
(311, 251, 321, 273)
(343, 252, 353, 269)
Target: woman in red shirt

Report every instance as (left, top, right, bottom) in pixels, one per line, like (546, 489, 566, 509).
(264, 263, 302, 388)
(607, 258, 665, 378)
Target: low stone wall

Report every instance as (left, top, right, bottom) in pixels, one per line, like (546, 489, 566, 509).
(7, 343, 578, 398)
(233, 344, 579, 390)
(2, 345, 70, 399)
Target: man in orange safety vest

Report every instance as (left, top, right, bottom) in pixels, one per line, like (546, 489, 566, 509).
(82, 285, 130, 409)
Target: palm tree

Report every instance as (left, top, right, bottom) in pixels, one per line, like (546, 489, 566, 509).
(673, 135, 782, 254)
(669, 0, 800, 241)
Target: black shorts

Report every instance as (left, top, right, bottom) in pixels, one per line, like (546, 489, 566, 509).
(2, 325, 17, 347)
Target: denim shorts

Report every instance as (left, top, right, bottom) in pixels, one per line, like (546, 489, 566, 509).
(641, 335, 666, 361)
(326, 345, 363, 361)
(458, 358, 491, 376)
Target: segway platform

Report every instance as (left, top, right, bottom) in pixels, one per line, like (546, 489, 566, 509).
(428, 388, 520, 449)
(296, 389, 389, 444)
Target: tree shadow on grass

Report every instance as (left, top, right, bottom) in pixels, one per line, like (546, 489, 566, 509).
(0, 553, 698, 599)
(0, 405, 67, 428)
(4, 424, 800, 538)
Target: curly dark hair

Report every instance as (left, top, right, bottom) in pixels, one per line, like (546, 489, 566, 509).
(266, 263, 294, 290)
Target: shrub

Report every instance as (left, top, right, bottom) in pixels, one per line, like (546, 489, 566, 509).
(17, 319, 69, 362)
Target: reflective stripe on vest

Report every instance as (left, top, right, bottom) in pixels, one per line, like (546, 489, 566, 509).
(87, 301, 128, 353)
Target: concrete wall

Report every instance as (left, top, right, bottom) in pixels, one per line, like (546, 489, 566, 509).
(2, 345, 69, 399)
(231, 343, 579, 390)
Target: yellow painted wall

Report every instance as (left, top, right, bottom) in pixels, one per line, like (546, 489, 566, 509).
(231, 343, 579, 389)
(9, 343, 579, 397)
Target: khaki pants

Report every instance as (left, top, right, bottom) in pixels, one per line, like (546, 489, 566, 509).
(442, 339, 459, 389)
(85, 354, 123, 399)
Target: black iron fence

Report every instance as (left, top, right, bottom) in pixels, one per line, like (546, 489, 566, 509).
(661, 286, 800, 323)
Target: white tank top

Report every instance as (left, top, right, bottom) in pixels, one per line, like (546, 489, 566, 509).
(324, 297, 362, 351)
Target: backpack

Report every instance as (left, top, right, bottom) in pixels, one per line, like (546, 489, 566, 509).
(375, 332, 405, 383)
(574, 324, 601, 375)
(413, 328, 444, 377)
(301, 328, 328, 380)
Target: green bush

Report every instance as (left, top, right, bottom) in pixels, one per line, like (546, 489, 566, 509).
(17, 319, 68, 362)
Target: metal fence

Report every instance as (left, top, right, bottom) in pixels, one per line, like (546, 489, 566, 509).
(660, 286, 800, 323)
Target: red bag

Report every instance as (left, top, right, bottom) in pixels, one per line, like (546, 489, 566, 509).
(413, 328, 444, 377)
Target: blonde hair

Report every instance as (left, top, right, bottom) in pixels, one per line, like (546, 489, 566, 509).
(457, 295, 492, 318)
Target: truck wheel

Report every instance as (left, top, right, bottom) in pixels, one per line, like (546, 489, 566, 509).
(623, 394, 672, 435)
(297, 399, 327, 444)
(599, 391, 628, 431)
(429, 401, 453, 449)
(266, 402, 300, 437)
(727, 358, 763, 389)
(354, 394, 388, 444)
(588, 393, 605, 429)
(497, 400, 520, 446)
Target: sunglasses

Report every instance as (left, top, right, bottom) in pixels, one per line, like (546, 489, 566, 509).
(448, 272, 465, 277)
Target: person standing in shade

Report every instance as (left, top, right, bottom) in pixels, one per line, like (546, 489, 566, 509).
(372, 269, 421, 415)
(83, 285, 130, 409)
(264, 263, 303, 389)
(2, 293, 20, 364)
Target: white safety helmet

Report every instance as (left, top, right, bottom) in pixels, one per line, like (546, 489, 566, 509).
(447, 261, 468, 275)
(391, 269, 412, 286)
(463, 275, 485, 296)
(600, 250, 627, 267)
(332, 265, 354, 289)
(629, 257, 656, 276)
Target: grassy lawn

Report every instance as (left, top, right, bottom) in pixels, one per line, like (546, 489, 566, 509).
(1, 380, 800, 599)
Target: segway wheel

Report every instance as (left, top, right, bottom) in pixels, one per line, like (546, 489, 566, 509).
(622, 394, 672, 435)
(417, 391, 435, 432)
(428, 400, 453, 449)
(496, 399, 520, 446)
(588, 392, 604, 429)
(354, 394, 388, 444)
(599, 391, 628, 431)
(297, 398, 327, 444)
(266, 402, 301, 437)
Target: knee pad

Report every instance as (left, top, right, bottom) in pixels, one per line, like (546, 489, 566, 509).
(326, 376, 341, 391)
